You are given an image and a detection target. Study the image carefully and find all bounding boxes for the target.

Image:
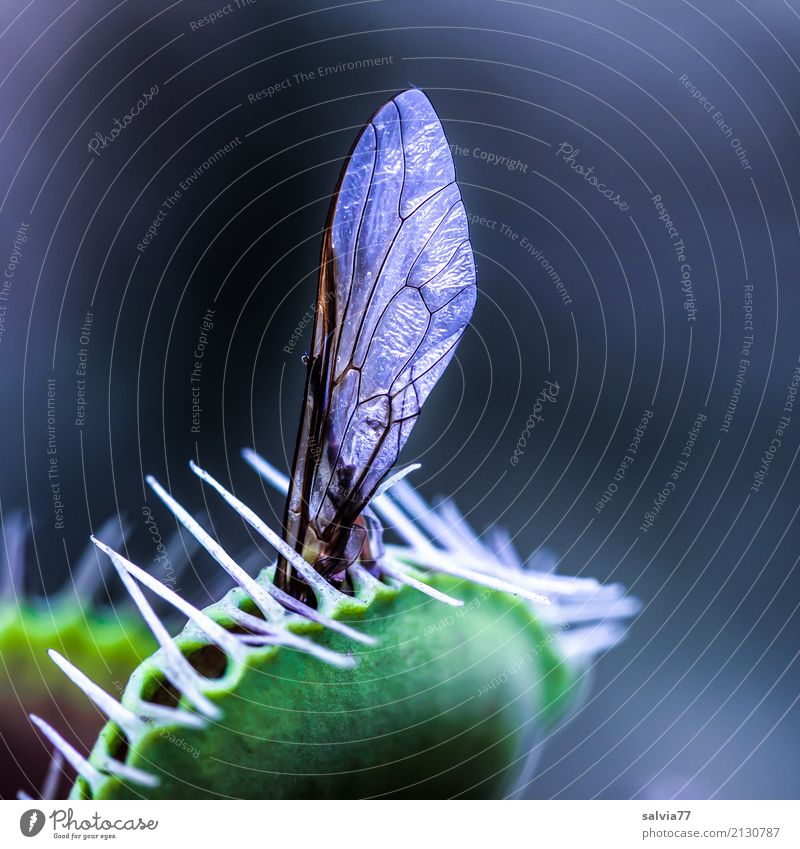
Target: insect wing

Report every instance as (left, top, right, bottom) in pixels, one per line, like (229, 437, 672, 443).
(282, 89, 476, 581)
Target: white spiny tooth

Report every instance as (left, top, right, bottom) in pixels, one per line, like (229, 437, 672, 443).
(348, 562, 384, 594)
(42, 751, 65, 800)
(136, 703, 207, 731)
(542, 596, 641, 625)
(372, 463, 422, 500)
(374, 479, 552, 604)
(92, 538, 222, 720)
(486, 525, 524, 571)
(30, 715, 104, 790)
(149, 473, 374, 646)
(434, 498, 495, 560)
(17, 749, 65, 801)
(242, 448, 290, 494)
(48, 650, 147, 737)
(222, 604, 278, 635)
(385, 543, 550, 605)
(389, 480, 453, 548)
(1, 509, 29, 601)
(95, 754, 160, 788)
(246, 561, 376, 646)
(222, 605, 356, 668)
(556, 623, 626, 658)
(243, 449, 466, 613)
(70, 515, 133, 601)
(189, 461, 348, 610)
(272, 633, 356, 669)
(371, 491, 435, 553)
(380, 559, 464, 607)
(387, 484, 595, 597)
(241, 450, 634, 662)
(96, 546, 247, 664)
(146, 476, 285, 623)
(527, 548, 560, 573)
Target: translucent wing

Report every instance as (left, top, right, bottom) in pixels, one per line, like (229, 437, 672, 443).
(279, 89, 476, 589)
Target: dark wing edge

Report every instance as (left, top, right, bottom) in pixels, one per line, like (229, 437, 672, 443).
(279, 89, 476, 588)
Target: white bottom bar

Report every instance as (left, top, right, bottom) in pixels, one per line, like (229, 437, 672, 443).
(2, 799, 797, 847)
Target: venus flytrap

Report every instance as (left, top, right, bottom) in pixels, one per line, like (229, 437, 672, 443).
(31, 450, 633, 799)
(1, 507, 226, 798)
(28, 89, 636, 799)
(1, 514, 156, 788)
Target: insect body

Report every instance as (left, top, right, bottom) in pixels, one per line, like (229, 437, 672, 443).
(280, 90, 476, 593)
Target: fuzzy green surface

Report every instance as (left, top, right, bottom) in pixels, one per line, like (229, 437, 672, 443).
(75, 572, 578, 800)
(0, 601, 155, 704)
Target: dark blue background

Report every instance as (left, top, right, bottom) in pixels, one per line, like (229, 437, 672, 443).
(1, 0, 798, 799)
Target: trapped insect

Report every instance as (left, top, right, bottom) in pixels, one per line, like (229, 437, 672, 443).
(280, 88, 477, 596)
